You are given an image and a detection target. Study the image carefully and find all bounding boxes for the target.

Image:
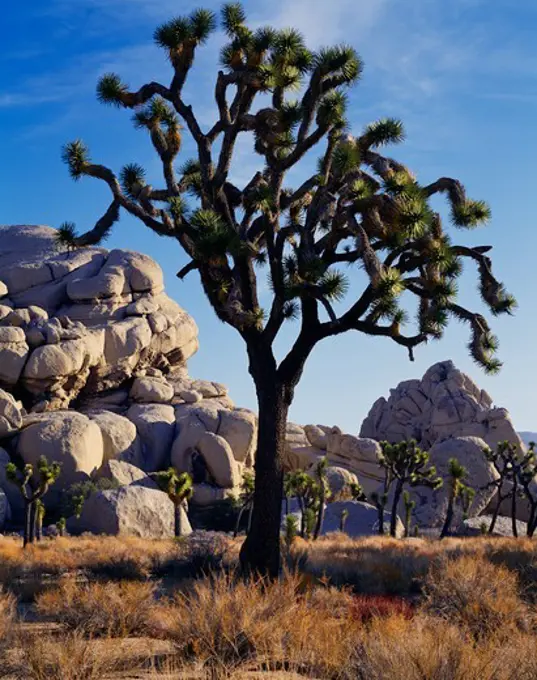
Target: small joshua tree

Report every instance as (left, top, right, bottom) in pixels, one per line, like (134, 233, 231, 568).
(483, 441, 518, 534)
(56, 517, 66, 538)
(349, 481, 367, 502)
(284, 513, 298, 551)
(285, 470, 321, 539)
(312, 456, 330, 540)
(514, 442, 537, 537)
(440, 458, 473, 539)
(6, 456, 61, 547)
(59, 1, 515, 577)
(375, 440, 442, 537)
(482, 440, 537, 537)
(233, 470, 255, 537)
(339, 507, 349, 532)
(402, 490, 415, 538)
(154, 468, 194, 537)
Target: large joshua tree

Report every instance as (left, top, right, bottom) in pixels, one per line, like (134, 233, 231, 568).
(59, 3, 515, 577)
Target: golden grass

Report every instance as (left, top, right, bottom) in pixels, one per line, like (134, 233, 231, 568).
(0, 588, 15, 643)
(3, 534, 537, 678)
(148, 570, 359, 677)
(36, 580, 157, 637)
(422, 554, 533, 639)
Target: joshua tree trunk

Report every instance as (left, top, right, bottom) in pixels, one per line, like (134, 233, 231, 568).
(526, 501, 537, 537)
(23, 501, 33, 548)
(174, 502, 188, 538)
(29, 502, 37, 545)
(313, 483, 326, 541)
(390, 479, 404, 538)
(377, 500, 385, 536)
(511, 479, 518, 538)
(240, 368, 289, 578)
(488, 492, 503, 534)
(440, 495, 455, 539)
(35, 513, 43, 542)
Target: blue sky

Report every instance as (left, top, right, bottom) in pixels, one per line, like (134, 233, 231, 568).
(1, 0, 536, 432)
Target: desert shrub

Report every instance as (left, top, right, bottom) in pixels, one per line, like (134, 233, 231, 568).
(148, 570, 359, 677)
(155, 531, 231, 579)
(0, 588, 16, 644)
(422, 555, 531, 639)
(13, 631, 120, 680)
(308, 535, 431, 594)
(59, 478, 120, 520)
(35, 580, 156, 637)
(352, 614, 475, 680)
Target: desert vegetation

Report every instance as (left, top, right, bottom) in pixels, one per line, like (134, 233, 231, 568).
(1, 533, 537, 678)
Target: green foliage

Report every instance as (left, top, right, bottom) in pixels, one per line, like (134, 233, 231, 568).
(55, 222, 78, 249)
(154, 468, 194, 506)
(313, 45, 362, 83)
(56, 517, 67, 537)
(451, 200, 491, 228)
(316, 91, 348, 129)
(96, 73, 129, 106)
(120, 163, 146, 198)
(332, 137, 360, 176)
(284, 514, 298, 550)
(376, 440, 442, 537)
(363, 117, 405, 147)
(221, 2, 246, 36)
(154, 9, 216, 50)
(61, 140, 90, 181)
(62, 478, 119, 519)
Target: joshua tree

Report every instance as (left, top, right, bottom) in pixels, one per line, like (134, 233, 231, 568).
(283, 513, 298, 551)
(6, 456, 61, 547)
(285, 469, 322, 538)
(348, 481, 367, 502)
(483, 441, 518, 534)
(154, 468, 194, 537)
(440, 458, 474, 539)
(402, 490, 415, 538)
(312, 456, 330, 540)
(339, 507, 349, 532)
(56, 517, 66, 538)
(482, 440, 537, 537)
(59, 3, 514, 576)
(233, 470, 255, 537)
(34, 500, 46, 542)
(514, 442, 537, 537)
(375, 440, 442, 537)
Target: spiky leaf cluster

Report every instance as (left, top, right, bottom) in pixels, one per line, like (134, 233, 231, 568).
(378, 440, 442, 490)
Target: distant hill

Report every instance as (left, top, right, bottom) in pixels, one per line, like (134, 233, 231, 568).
(519, 432, 537, 447)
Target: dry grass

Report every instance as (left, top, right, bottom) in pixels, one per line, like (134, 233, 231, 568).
(35, 580, 157, 637)
(4, 534, 537, 678)
(148, 570, 360, 677)
(0, 588, 16, 646)
(422, 554, 533, 639)
(9, 632, 122, 680)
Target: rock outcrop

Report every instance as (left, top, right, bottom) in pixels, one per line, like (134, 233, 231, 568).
(360, 361, 525, 527)
(360, 360, 523, 452)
